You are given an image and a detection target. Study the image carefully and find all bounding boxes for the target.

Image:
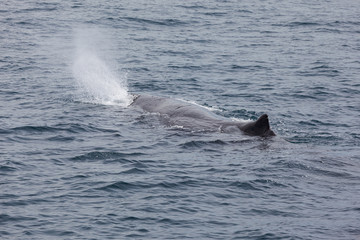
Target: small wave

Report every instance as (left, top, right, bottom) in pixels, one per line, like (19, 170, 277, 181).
(180, 139, 227, 149)
(10, 125, 61, 133)
(298, 120, 349, 128)
(288, 132, 343, 145)
(250, 179, 289, 189)
(46, 135, 76, 142)
(329, 20, 360, 27)
(272, 160, 354, 179)
(41, 230, 75, 237)
(123, 17, 188, 27)
(233, 230, 292, 239)
(15, 7, 58, 13)
(296, 68, 340, 77)
(8, 123, 117, 135)
(98, 179, 199, 192)
(120, 168, 147, 174)
(15, 21, 37, 26)
(98, 181, 138, 191)
(0, 214, 37, 223)
(70, 151, 145, 163)
(231, 64, 270, 71)
(2, 198, 53, 207)
(168, 64, 202, 70)
(229, 181, 263, 191)
(273, 21, 321, 28)
(54, 123, 119, 134)
(203, 11, 227, 17)
(0, 165, 17, 173)
(157, 180, 199, 189)
(177, 4, 207, 10)
(250, 208, 299, 218)
(289, 21, 321, 26)
(311, 168, 354, 178)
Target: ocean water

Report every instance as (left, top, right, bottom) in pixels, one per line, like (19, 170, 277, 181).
(1, 0, 359, 239)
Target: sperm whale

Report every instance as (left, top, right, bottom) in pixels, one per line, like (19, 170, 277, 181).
(131, 94, 275, 137)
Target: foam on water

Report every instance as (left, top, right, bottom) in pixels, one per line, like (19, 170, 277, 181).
(72, 29, 132, 106)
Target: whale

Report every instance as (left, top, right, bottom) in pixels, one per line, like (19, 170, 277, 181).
(130, 94, 275, 137)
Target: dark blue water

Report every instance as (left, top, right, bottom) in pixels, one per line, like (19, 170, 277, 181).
(1, 1, 359, 239)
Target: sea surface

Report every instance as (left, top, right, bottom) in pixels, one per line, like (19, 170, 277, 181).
(1, 0, 359, 239)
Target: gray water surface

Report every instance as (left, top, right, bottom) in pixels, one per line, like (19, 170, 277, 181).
(1, 1, 359, 239)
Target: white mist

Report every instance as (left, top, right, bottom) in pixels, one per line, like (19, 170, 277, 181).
(72, 28, 132, 106)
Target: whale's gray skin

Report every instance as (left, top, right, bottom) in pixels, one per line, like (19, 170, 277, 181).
(131, 94, 275, 137)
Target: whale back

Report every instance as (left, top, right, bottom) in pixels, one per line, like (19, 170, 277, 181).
(131, 94, 222, 121)
(131, 94, 275, 137)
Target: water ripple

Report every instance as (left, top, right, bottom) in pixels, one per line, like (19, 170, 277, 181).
(1, 0, 359, 239)
(70, 151, 145, 163)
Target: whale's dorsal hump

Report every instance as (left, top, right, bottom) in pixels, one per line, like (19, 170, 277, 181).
(240, 114, 275, 137)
